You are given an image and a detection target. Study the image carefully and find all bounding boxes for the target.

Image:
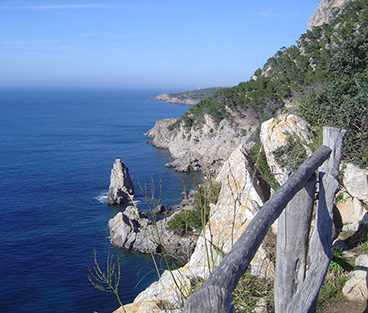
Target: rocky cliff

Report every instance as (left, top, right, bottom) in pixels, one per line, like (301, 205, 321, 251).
(145, 109, 260, 172)
(114, 144, 275, 313)
(152, 93, 198, 105)
(112, 114, 368, 313)
(151, 87, 223, 105)
(307, 0, 353, 30)
(106, 0, 368, 310)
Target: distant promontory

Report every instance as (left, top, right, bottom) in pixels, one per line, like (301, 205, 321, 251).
(150, 87, 224, 105)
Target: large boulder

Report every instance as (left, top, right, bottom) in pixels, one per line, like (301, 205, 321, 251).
(108, 206, 198, 259)
(260, 114, 313, 185)
(343, 163, 368, 203)
(184, 145, 273, 280)
(342, 254, 368, 302)
(107, 158, 134, 205)
(336, 192, 367, 232)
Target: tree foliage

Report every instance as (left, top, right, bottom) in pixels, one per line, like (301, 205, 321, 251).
(172, 0, 368, 166)
(298, 28, 368, 167)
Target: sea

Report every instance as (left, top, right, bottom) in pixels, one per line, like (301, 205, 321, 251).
(0, 87, 193, 313)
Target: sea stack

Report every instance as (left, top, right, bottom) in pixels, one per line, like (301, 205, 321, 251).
(107, 158, 134, 205)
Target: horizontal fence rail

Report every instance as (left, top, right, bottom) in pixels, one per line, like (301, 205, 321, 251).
(181, 127, 345, 313)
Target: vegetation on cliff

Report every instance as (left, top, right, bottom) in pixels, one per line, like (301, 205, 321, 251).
(171, 0, 368, 167)
(152, 87, 223, 105)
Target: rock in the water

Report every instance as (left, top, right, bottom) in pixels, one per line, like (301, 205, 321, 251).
(107, 158, 134, 205)
(154, 204, 166, 214)
(108, 205, 198, 259)
(342, 254, 368, 302)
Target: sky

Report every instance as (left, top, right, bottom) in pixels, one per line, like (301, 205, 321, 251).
(0, 0, 321, 90)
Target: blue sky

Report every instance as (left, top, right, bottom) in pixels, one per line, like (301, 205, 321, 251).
(0, 0, 320, 90)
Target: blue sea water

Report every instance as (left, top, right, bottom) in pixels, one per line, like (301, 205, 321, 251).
(0, 87, 192, 313)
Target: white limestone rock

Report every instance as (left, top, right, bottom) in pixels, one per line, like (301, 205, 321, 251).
(342, 254, 368, 302)
(343, 163, 368, 203)
(108, 206, 197, 257)
(146, 112, 260, 172)
(336, 192, 367, 232)
(107, 158, 134, 205)
(260, 114, 313, 185)
(183, 144, 273, 280)
(307, 0, 352, 31)
(252, 298, 268, 313)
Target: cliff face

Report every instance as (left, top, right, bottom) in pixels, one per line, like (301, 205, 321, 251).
(146, 110, 260, 172)
(307, 0, 353, 30)
(151, 87, 223, 105)
(115, 144, 274, 313)
(152, 93, 198, 105)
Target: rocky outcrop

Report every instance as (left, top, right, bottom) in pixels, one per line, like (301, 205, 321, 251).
(151, 87, 223, 105)
(336, 193, 367, 231)
(342, 254, 368, 302)
(307, 0, 353, 30)
(335, 163, 368, 231)
(107, 158, 134, 205)
(343, 163, 368, 203)
(152, 93, 198, 105)
(184, 145, 273, 279)
(108, 206, 198, 260)
(146, 111, 260, 172)
(115, 144, 274, 312)
(260, 114, 313, 184)
(145, 118, 178, 149)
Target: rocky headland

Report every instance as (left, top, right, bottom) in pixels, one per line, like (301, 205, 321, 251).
(145, 108, 260, 172)
(151, 87, 223, 105)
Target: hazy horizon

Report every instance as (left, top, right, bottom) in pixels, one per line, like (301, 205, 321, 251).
(0, 0, 320, 90)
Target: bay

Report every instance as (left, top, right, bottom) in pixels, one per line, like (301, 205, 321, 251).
(0, 87, 191, 313)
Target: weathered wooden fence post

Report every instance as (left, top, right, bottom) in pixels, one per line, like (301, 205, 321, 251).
(181, 127, 345, 313)
(286, 127, 346, 313)
(181, 145, 332, 313)
(274, 172, 316, 312)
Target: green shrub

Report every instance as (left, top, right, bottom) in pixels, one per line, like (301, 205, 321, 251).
(166, 209, 202, 233)
(249, 144, 280, 191)
(167, 176, 220, 233)
(298, 28, 368, 168)
(273, 134, 307, 172)
(232, 271, 274, 313)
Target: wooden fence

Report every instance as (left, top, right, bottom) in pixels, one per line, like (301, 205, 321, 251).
(181, 127, 346, 313)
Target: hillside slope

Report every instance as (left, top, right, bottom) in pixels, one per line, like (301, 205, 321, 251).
(148, 0, 367, 170)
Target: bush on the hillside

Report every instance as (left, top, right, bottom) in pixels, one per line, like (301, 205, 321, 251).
(249, 144, 280, 191)
(273, 134, 308, 172)
(167, 176, 220, 233)
(298, 28, 368, 168)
